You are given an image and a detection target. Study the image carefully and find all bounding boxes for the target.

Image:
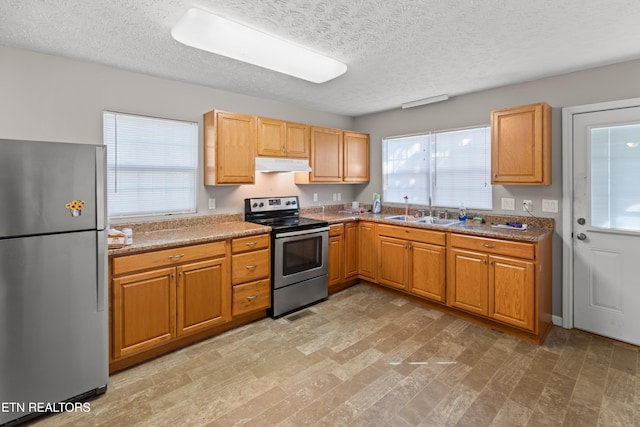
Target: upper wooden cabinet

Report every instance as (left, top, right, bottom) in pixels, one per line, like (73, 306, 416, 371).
(295, 127, 370, 184)
(343, 131, 370, 183)
(491, 102, 551, 185)
(204, 110, 256, 185)
(257, 117, 309, 158)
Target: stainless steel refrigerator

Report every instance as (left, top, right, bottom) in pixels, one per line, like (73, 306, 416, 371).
(0, 138, 108, 425)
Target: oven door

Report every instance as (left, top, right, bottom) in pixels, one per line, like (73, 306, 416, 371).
(274, 227, 329, 289)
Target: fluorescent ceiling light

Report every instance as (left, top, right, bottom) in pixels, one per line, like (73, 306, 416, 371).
(401, 94, 450, 109)
(171, 8, 347, 84)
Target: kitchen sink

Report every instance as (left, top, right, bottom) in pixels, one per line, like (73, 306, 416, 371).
(414, 217, 459, 226)
(384, 215, 413, 221)
(384, 215, 459, 226)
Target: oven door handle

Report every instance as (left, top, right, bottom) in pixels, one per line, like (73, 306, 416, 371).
(275, 226, 330, 239)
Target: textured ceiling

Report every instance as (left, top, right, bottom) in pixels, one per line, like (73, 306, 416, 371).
(2, 0, 640, 116)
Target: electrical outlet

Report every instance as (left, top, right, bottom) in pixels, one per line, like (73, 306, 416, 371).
(332, 193, 337, 201)
(542, 199, 558, 213)
(208, 198, 216, 209)
(313, 193, 318, 202)
(501, 198, 515, 210)
(337, 193, 341, 201)
(523, 200, 532, 212)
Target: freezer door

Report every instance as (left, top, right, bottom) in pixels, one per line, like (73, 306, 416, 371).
(0, 139, 105, 238)
(0, 231, 108, 424)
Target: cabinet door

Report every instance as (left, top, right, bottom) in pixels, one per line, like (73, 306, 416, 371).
(410, 242, 446, 302)
(377, 236, 409, 291)
(328, 235, 343, 288)
(343, 222, 359, 279)
(285, 122, 310, 158)
(448, 249, 488, 316)
(358, 222, 376, 280)
(176, 258, 230, 337)
(489, 255, 535, 331)
(112, 267, 176, 358)
(257, 117, 286, 157)
(491, 102, 551, 185)
(310, 126, 343, 182)
(343, 132, 370, 182)
(213, 111, 256, 184)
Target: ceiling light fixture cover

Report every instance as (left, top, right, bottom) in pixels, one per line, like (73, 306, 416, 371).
(171, 8, 347, 84)
(401, 94, 450, 109)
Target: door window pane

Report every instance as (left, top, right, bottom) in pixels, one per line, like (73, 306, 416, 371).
(591, 124, 640, 231)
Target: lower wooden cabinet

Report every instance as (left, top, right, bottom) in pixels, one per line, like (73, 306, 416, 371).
(112, 267, 176, 358)
(376, 224, 446, 302)
(410, 242, 446, 303)
(358, 222, 376, 280)
(447, 234, 540, 333)
(111, 241, 229, 359)
(230, 234, 271, 316)
(328, 222, 359, 292)
(177, 257, 230, 336)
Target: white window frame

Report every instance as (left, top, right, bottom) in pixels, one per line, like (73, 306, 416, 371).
(382, 125, 492, 210)
(103, 111, 198, 218)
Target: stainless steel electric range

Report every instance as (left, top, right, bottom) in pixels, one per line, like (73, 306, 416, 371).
(244, 196, 329, 318)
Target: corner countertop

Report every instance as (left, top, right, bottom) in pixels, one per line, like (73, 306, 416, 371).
(108, 208, 553, 257)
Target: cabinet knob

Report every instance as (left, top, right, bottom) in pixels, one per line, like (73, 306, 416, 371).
(245, 265, 257, 270)
(247, 294, 258, 301)
(168, 253, 185, 260)
(245, 241, 257, 247)
(481, 244, 496, 249)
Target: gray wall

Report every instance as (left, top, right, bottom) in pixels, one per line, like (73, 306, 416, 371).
(5, 44, 640, 319)
(0, 46, 359, 216)
(352, 58, 640, 319)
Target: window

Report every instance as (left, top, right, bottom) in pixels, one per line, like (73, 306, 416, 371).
(103, 112, 198, 217)
(383, 126, 492, 210)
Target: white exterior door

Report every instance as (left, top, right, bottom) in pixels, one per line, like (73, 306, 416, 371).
(572, 106, 640, 345)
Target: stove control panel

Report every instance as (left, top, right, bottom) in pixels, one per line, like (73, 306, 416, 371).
(246, 196, 299, 213)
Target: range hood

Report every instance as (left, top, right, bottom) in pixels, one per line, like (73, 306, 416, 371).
(255, 157, 312, 173)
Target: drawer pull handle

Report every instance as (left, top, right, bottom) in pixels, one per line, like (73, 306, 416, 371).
(246, 294, 259, 301)
(168, 254, 185, 260)
(245, 265, 257, 270)
(245, 241, 257, 247)
(481, 244, 496, 249)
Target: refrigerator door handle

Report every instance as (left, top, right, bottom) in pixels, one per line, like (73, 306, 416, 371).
(96, 229, 107, 312)
(95, 146, 107, 231)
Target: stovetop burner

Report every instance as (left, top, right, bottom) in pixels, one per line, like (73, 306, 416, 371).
(244, 196, 328, 232)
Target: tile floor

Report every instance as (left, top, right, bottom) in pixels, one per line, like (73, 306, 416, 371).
(31, 284, 638, 426)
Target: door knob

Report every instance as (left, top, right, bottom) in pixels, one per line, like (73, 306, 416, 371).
(576, 233, 587, 240)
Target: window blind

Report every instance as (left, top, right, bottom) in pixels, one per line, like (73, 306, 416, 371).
(383, 126, 492, 210)
(103, 111, 198, 217)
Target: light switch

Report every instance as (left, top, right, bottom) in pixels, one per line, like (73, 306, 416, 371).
(501, 198, 515, 210)
(542, 199, 558, 213)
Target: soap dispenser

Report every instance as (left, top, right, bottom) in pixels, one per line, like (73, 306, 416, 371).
(372, 193, 381, 214)
(458, 202, 467, 222)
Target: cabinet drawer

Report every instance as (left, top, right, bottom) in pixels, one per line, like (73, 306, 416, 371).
(112, 241, 226, 276)
(450, 234, 534, 259)
(232, 249, 270, 284)
(232, 279, 271, 316)
(329, 223, 344, 236)
(231, 234, 270, 254)
(377, 224, 446, 246)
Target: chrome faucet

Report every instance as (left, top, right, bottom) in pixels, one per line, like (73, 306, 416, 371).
(415, 209, 427, 218)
